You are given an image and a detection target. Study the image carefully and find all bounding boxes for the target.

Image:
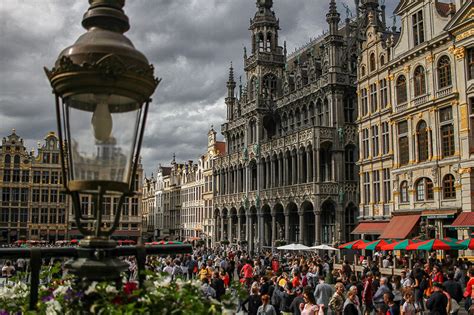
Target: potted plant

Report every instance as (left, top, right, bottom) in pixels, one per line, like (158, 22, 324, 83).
(274, 239, 287, 247)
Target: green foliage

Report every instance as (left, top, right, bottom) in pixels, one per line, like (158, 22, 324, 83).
(0, 264, 240, 314)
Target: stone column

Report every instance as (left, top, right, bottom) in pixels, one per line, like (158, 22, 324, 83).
(228, 216, 233, 243)
(299, 213, 304, 244)
(278, 157, 283, 187)
(237, 215, 242, 242)
(306, 150, 312, 183)
(298, 150, 303, 183)
(314, 211, 321, 245)
(283, 155, 288, 186)
(292, 152, 297, 185)
(315, 148, 321, 182)
(220, 216, 225, 241)
(284, 213, 290, 243)
(266, 160, 271, 189)
(248, 215, 254, 253)
(271, 214, 276, 249)
(258, 213, 264, 250)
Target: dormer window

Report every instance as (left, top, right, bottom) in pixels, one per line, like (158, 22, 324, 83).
(412, 10, 425, 46)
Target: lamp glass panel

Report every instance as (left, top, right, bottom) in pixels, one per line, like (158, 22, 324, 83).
(65, 93, 140, 184)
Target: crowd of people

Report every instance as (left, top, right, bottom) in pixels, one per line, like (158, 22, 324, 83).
(1, 244, 474, 314)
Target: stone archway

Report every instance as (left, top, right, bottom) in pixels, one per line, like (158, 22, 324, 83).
(249, 206, 258, 252)
(230, 207, 238, 244)
(273, 203, 285, 243)
(321, 200, 336, 245)
(238, 206, 246, 242)
(301, 200, 315, 246)
(286, 202, 299, 243)
(261, 204, 272, 247)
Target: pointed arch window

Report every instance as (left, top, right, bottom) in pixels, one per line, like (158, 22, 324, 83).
(258, 33, 265, 52)
(414, 66, 426, 96)
(263, 74, 277, 99)
(417, 120, 429, 162)
(316, 100, 323, 126)
(344, 145, 356, 181)
(4, 154, 11, 166)
(249, 77, 256, 101)
(266, 32, 272, 52)
(438, 56, 452, 89)
(396, 75, 408, 105)
(443, 174, 455, 199)
(400, 181, 409, 203)
(309, 102, 315, 125)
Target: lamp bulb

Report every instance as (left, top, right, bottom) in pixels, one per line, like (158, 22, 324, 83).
(91, 102, 113, 141)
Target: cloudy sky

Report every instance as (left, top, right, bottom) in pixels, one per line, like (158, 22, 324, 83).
(0, 0, 397, 175)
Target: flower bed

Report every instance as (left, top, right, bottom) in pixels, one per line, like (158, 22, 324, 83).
(0, 265, 245, 314)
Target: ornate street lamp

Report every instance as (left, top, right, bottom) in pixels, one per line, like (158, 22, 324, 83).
(44, 0, 159, 281)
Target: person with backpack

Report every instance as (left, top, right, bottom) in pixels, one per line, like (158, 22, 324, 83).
(242, 286, 263, 315)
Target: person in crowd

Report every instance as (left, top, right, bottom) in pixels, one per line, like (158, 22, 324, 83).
(241, 259, 255, 288)
(300, 286, 320, 315)
(391, 275, 403, 306)
(432, 265, 444, 284)
(400, 270, 413, 288)
(443, 271, 462, 314)
(329, 282, 345, 315)
(464, 268, 474, 313)
(400, 291, 417, 315)
(211, 271, 225, 301)
(1, 260, 15, 278)
(372, 277, 390, 314)
(276, 282, 296, 315)
(201, 277, 216, 299)
(257, 294, 277, 315)
(314, 275, 333, 315)
(384, 291, 400, 315)
(362, 272, 374, 315)
(426, 282, 448, 315)
(343, 289, 361, 315)
(242, 286, 263, 315)
(289, 286, 305, 315)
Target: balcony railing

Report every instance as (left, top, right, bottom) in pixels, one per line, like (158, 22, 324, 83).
(436, 86, 453, 99)
(395, 102, 408, 113)
(413, 94, 430, 107)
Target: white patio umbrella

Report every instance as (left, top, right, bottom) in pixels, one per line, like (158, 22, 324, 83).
(310, 244, 339, 251)
(276, 243, 311, 251)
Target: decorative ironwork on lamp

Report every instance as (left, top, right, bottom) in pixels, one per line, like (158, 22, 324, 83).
(44, 0, 159, 281)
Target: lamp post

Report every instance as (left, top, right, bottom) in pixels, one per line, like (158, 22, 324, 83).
(44, 0, 159, 281)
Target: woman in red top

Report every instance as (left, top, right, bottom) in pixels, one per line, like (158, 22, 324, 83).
(220, 270, 230, 288)
(271, 258, 279, 273)
(464, 269, 474, 312)
(432, 265, 444, 283)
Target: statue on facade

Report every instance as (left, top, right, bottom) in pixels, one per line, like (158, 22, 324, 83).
(338, 187, 345, 204)
(337, 127, 344, 143)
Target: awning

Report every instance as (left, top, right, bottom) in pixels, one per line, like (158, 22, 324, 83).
(451, 212, 474, 228)
(379, 214, 420, 239)
(421, 209, 458, 219)
(351, 222, 389, 235)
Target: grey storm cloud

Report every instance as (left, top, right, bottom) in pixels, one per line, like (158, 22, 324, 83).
(0, 0, 397, 175)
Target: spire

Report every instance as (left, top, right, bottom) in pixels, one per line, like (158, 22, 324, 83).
(227, 62, 236, 99)
(327, 0, 341, 35)
(228, 62, 235, 83)
(256, 0, 272, 10)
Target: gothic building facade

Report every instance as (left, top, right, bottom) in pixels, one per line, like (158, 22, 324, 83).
(213, 0, 371, 251)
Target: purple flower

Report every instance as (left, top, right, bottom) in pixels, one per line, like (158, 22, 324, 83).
(42, 295, 54, 302)
(0, 310, 9, 315)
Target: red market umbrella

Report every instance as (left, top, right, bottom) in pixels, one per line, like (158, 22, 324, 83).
(338, 239, 369, 250)
(70, 239, 79, 244)
(380, 239, 422, 251)
(361, 239, 396, 251)
(407, 239, 464, 251)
